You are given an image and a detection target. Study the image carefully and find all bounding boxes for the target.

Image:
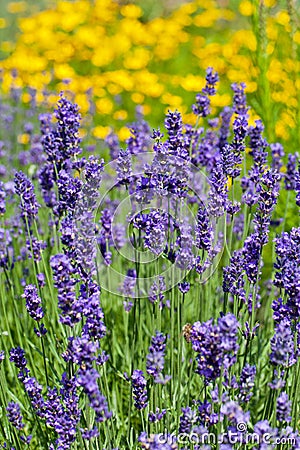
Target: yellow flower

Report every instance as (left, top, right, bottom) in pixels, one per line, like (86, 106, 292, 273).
(93, 126, 110, 139)
(120, 4, 142, 19)
(118, 126, 131, 141)
(276, 11, 290, 27)
(54, 64, 76, 80)
(96, 98, 114, 115)
(0, 18, 6, 28)
(113, 110, 128, 121)
(161, 93, 182, 108)
(124, 48, 151, 70)
(131, 93, 145, 104)
(294, 31, 300, 44)
(7, 1, 26, 13)
(179, 74, 204, 92)
(18, 133, 30, 145)
(194, 9, 221, 28)
(239, 1, 253, 17)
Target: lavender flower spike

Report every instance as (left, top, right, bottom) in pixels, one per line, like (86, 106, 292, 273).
(131, 369, 148, 410)
(22, 284, 44, 321)
(14, 171, 39, 225)
(146, 331, 170, 384)
(7, 402, 25, 430)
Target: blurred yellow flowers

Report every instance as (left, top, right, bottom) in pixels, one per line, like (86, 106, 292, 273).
(0, 0, 299, 148)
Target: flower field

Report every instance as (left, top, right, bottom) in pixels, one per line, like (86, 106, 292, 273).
(0, 1, 300, 449)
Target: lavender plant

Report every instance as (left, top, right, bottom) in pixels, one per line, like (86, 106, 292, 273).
(0, 68, 299, 450)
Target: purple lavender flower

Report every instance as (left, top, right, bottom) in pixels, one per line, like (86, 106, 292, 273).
(193, 67, 219, 117)
(238, 364, 256, 403)
(294, 172, 300, 206)
(55, 170, 83, 217)
(146, 331, 170, 384)
(34, 323, 47, 337)
(148, 408, 167, 423)
(195, 203, 213, 251)
(81, 427, 99, 439)
(253, 420, 276, 445)
(271, 143, 284, 172)
(190, 313, 239, 381)
(105, 130, 120, 160)
(7, 402, 25, 430)
(36, 273, 46, 287)
(198, 400, 219, 426)
(79, 282, 106, 340)
(0, 227, 13, 269)
(274, 228, 300, 318)
(193, 93, 212, 118)
(0, 181, 5, 215)
(253, 169, 280, 245)
(220, 143, 236, 178)
(126, 108, 151, 154)
(44, 387, 63, 428)
(276, 392, 292, 423)
(38, 163, 56, 208)
(242, 234, 262, 284)
(269, 369, 286, 390)
(208, 163, 228, 217)
(178, 281, 190, 294)
(50, 253, 80, 327)
(145, 210, 167, 256)
(221, 400, 250, 425)
(248, 120, 268, 168)
(231, 82, 248, 116)
(0, 350, 4, 363)
(39, 112, 52, 135)
(23, 376, 44, 415)
(270, 318, 296, 367)
(97, 208, 113, 265)
(131, 369, 148, 410)
(9, 347, 27, 372)
(179, 406, 198, 433)
(112, 223, 126, 249)
(272, 298, 291, 324)
(116, 149, 132, 184)
(175, 221, 194, 270)
(202, 67, 219, 95)
(26, 237, 47, 262)
(22, 284, 44, 321)
(44, 379, 80, 450)
(82, 155, 104, 203)
(62, 336, 98, 368)
(164, 109, 184, 155)
(96, 350, 109, 367)
(284, 153, 298, 190)
(14, 171, 39, 225)
(121, 268, 137, 299)
(77, 368, 112, 422)
(42, 93, 81, 164)
(148, 276, 166, 306)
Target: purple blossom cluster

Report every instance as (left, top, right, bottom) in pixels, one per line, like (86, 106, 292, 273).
(190, 313, 239, 381)
(132, 369, 148, 410)
(22, 284, 44, 321)
(192, 67, 219, 117)
(146, 331, 170, 384)
(14, 171, 39, 225)
(2, 68, 300, 449)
